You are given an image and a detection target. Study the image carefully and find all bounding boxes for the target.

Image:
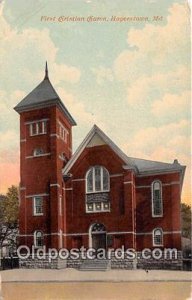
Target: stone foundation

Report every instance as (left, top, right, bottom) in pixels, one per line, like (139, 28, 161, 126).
(110, 260, 135, 269)
(110, 252, 136, 270)
(19, 255, 67, 269)
(19, 251, 183, 270)
(136, 251, 183, 270)
(67, 257, 83, 269)
(137, 259, 182, 270)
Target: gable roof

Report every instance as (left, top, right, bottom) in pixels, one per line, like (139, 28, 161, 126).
(14, 65, 76, 126)
(63, 125, 185, 182)
(63, 125, 138, 174)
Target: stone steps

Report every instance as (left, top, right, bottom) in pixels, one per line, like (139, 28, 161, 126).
(80, 259, 110, 271)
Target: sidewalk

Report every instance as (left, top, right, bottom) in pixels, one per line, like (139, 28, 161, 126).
(0, 269, 191, 282)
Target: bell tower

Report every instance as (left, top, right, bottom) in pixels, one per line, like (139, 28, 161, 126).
(14, 63, 76, 250)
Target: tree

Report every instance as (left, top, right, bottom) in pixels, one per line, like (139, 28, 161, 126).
(181, 203, 191, 239)
(0, 185, 19, 258)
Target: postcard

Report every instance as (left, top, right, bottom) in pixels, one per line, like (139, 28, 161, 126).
(0, 0, 191, 299)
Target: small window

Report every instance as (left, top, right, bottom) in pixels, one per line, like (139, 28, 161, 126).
(34, 231, 43, 247)
(153, 228, 163, 246)
(152, 181, 163, 217)
(59, 123, 68, 142)
(87, 204, 94, 212)
(95, 203, 101, 211)
(42, 121, 46, 134)
(33, 196, 43, 216)
(33, 148, 44, 156)
(86, 202, 110, 213)
(103, 203, 110, 210)
(30, 121, 47, 136)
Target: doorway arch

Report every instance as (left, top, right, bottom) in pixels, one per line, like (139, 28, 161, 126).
(89, 223, 107, 250)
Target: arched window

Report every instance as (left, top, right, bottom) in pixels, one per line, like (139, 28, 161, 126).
(34, 231, 43, 247)
(153, 228, 163, 246)
(86, 166, 110, 193)
(151, 181, 163, 217)
(33, 148, 44, 156)
(86, 166, 110, 213)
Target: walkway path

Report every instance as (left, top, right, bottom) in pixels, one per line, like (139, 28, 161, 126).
(1, 269, 191, 282)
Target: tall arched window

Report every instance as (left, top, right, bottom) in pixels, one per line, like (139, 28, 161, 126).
(86, 166, 110, 213)
(151, 181, 163, 217)
(34, 231, 43, 247)
(153, 228, 163, 246)
(86, 166, 110, 193)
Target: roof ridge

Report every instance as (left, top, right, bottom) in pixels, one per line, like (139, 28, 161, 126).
(128, 156, 178, 166)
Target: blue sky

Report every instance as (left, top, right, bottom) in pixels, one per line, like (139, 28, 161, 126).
(0, 0, 190, 203)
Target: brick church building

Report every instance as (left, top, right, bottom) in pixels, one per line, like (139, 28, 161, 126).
(14, 64, 185, 268)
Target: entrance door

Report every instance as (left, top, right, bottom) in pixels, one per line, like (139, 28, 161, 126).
(92, 233, 106, 250)
(90, 223, 106, 250)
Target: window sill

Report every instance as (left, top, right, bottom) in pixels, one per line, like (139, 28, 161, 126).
(30, 133, 47, 137)
(86, 210, 110, 214)
(86, 191, 110, 194)
(26, 153, 51, 159)
(33, 153, 51, 157)
(33, 213, 44, 216)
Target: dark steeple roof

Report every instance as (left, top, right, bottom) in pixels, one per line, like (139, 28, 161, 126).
(14, 62, 76, 126)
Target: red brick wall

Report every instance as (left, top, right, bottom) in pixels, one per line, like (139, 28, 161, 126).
(19, 105, 72, 249)
(64, 144, 136, 249)
(135, 173, 181, 250)
(64, 145, 181, 251)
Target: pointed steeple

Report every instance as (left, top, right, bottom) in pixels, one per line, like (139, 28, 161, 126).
(44, 61, 49, 79)
(14, 62, 76, 125)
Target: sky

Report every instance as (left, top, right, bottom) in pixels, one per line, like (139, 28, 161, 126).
(0, 0, 191, 204)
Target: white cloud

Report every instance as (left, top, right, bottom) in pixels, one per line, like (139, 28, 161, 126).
(151, 91, 191, 118)
(114, 3, 190, 110)
(114, 50, 144, 83)
(127, 3, 189, 65)
(52, 64, 80, 84)
(126, 66, 190, 106)
(123, 119, 190, 157)
(91, 66, 114, 85)
(57, 87, 106, 129)
(0, 2, 81, 91)
(0, 89, 25, 131)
